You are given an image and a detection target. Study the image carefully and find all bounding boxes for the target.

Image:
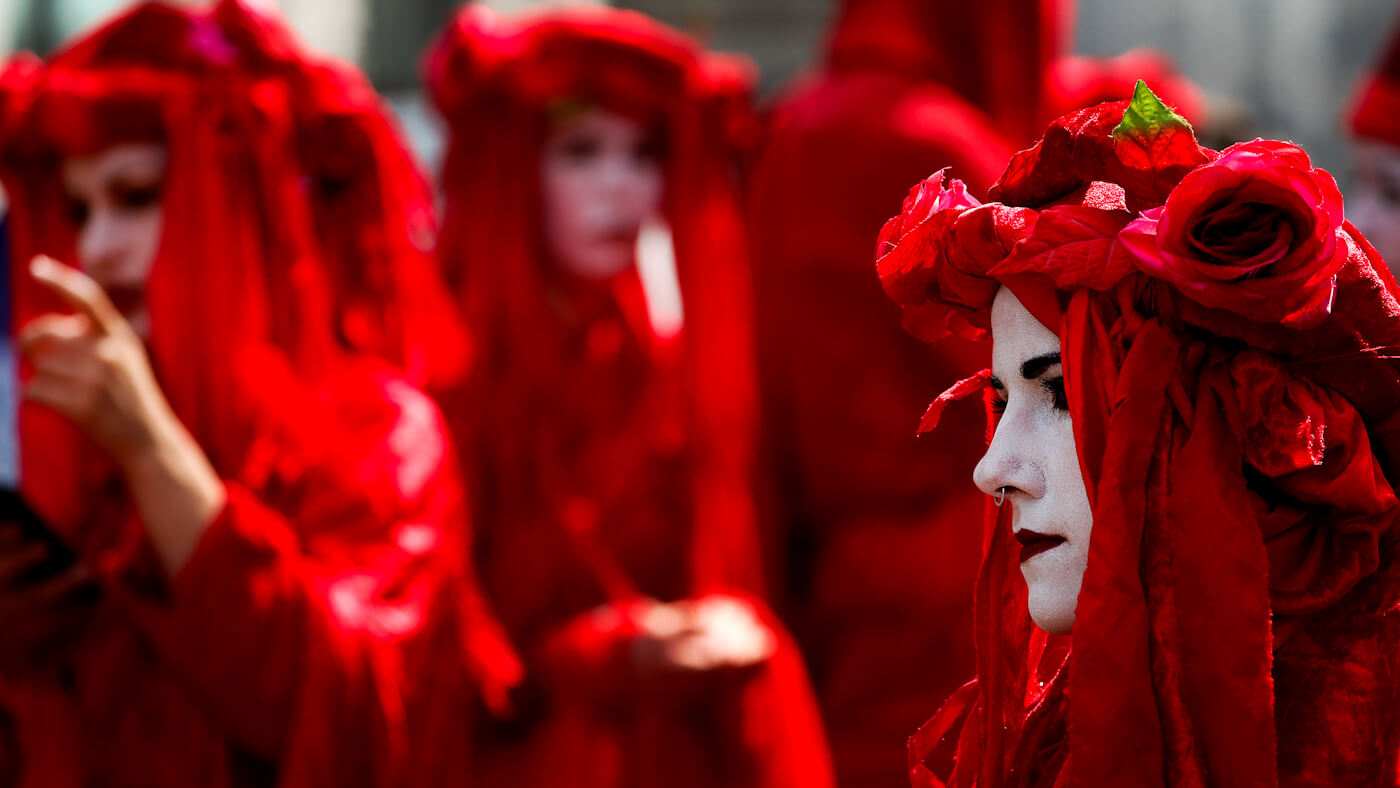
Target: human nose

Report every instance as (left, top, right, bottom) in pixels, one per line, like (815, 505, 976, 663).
(972, 419, 1043, 501)
(75, 209, 127, 280)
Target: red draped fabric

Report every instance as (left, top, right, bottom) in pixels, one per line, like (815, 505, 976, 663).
(0, 2, 513, 784)
(745, 2, 1062, 784)
(426, 5, 833, 787)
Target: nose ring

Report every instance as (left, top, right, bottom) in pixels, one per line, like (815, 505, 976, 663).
(993, 487, 1008, 507)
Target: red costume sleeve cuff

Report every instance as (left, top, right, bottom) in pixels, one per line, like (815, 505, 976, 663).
(537, 603, 644, 709)
(151, 482, 310, 757)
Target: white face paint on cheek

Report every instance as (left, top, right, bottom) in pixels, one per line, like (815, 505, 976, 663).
(973, 287, 1094, 635)
(62, 142, 168, 338)
(539, 108, 665, 279)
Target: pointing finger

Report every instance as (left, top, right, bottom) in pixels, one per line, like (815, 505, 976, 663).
(28, 256, 124, 336)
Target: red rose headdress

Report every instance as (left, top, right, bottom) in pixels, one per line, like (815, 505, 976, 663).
(884, 84, 1400, 787)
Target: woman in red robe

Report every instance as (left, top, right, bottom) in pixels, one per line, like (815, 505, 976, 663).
(744, 2, 1059, 784)
(880, 83, 1400, 786)
(425, 5, 833, 786)
(0, 2, 513, 785)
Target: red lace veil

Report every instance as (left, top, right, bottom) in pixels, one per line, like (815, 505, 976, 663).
(425, 4, 764, 595)
(881, 91, 1400, 786)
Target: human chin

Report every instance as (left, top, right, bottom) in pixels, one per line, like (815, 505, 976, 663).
(1017, 507, 1088, 635)
(560, 237, 634, 279)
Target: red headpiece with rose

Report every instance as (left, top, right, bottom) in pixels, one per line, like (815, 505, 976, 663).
(884, 83, 1400, 787)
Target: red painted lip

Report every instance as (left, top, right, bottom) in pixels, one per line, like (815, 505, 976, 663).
(1015, 529, 1066, 563)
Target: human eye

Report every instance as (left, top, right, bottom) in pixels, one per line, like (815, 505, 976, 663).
(1041, 376, 1068, 411)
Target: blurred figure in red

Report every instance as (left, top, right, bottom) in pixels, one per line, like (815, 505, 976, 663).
(745, 1, 1061, 785)
(1349, 11, 1400, 269)
(0, 1, 514, 785)
(425, 5, 833, 787)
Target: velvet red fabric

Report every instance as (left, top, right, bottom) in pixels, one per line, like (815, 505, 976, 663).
(1350, 9, 1400, 148)
(880, 94, 1400, 786)
(425, 6, 833, 786)
(745, 2, 1061, 784)
(0, 2, 515, 784)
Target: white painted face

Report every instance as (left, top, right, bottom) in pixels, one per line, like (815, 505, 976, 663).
(61, 142, 167, 338)
(1350, 140, 1400, 269)
(539, 107, 665, 279)
(973, 287, 1093, 635)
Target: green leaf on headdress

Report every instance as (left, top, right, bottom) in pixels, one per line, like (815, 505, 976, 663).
(1113, 80, 1193, 141)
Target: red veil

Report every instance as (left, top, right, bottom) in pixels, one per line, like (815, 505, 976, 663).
(0, 2, 507, 784)
(426, 5, 832, 787)
(881, 93, 1400, 786)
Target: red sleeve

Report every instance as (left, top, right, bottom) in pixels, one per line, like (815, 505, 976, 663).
(533, 602, 645, 712)
(107, 373, 484, 786)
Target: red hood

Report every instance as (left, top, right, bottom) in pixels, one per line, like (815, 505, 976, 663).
(826, 0, 1068, 144)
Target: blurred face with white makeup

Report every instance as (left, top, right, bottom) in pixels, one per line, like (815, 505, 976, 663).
(539, 107, 665, 279)
(60, 142, 168, 338)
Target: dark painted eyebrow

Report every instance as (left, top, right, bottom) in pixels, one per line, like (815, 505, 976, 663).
(988, 375, 1005, 391)
(1020, 353, 1062, 380)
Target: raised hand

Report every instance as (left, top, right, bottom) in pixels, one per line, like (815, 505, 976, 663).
(19, 255, 175, 464)
(18, 256, 225, 575)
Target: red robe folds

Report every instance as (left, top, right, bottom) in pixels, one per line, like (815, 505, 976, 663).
(0, 2, 514, 784)
(426, 6, 833, 786)
(746, 1, 1059, 784)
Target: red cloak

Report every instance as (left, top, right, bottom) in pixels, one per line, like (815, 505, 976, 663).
(426, 5, 833, 786)
(745, 1, 1061, 784)
(0, 2, 514, 784)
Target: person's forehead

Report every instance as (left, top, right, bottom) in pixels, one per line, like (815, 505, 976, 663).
(64, 143, 168, 179)
(990, 288, 1060, 370)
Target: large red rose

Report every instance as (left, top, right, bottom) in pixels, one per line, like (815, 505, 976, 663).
(876, 170, 1032, 341)
(1119, 139, 1350, 328)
